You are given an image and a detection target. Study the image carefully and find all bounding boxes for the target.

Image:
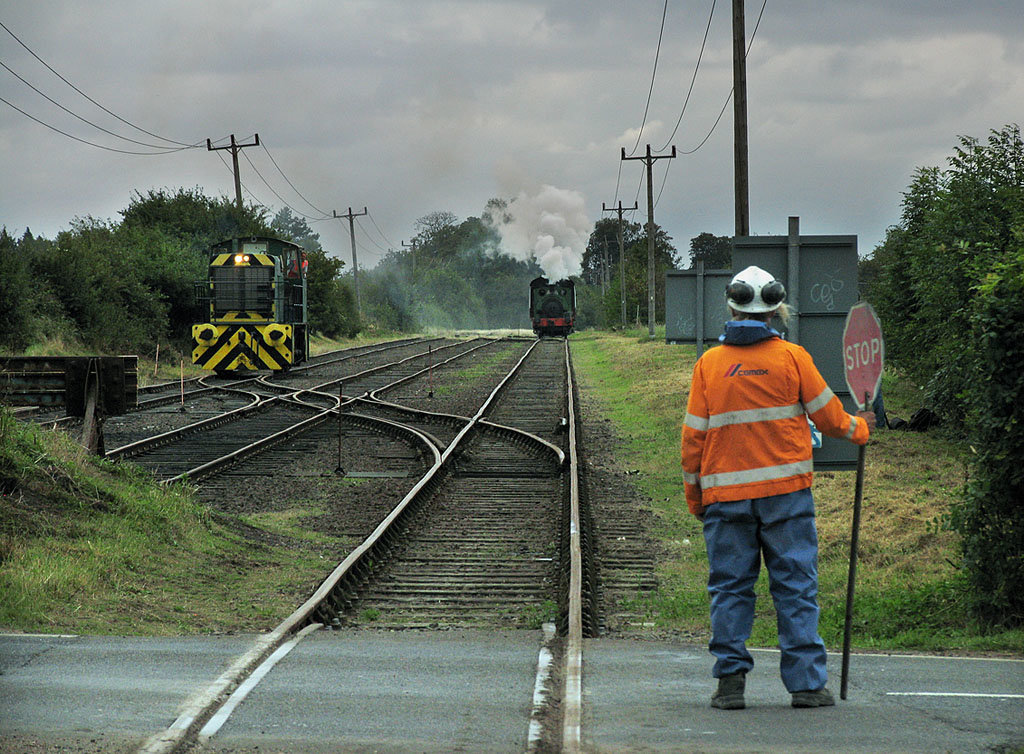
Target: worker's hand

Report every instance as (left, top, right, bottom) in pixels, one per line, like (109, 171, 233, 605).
(857, 410, 876, 433)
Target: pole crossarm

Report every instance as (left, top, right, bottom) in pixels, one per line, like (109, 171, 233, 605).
(620, 145, 676, 337)
(206, 133, 260, 209)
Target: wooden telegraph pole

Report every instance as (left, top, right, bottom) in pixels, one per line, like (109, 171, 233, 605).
(334, 207, 368, 318)
(402, 239, 418, 274)
(732, 0, 750, 236)
(206, 133, 260, 210)
(602, 200, 638, 328)
(621, 145, 676, 337)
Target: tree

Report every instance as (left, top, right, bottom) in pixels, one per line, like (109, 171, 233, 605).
(621, 225, 680, 325)
(271, 208, 321, 253)
(305, 247, 358, 338)
(688, 232, 732, 269)
(119, 187, 272, 252)
(0, 228, 35, 350)
(866, 124, 1024, 423)
(864, 124, 1024, 628)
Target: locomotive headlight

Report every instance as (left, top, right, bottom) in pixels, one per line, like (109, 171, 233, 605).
(233, 254, 250, 265)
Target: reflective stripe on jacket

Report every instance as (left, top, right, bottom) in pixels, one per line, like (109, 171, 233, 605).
(681, 336, 868, 514)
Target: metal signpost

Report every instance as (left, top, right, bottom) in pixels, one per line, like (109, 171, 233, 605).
(839, 302, 884, 700)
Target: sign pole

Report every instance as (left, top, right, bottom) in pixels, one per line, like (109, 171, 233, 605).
(839, 301, 884, 701)
(840, 390, 868, 700)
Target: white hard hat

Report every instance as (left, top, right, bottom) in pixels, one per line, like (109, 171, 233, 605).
(726, 265, 786, 313)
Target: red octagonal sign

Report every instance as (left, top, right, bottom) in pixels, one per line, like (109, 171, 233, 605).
(843, 302, 885, 411)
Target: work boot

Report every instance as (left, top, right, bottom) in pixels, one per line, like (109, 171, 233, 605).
(791, 687, 835, 708)
(710, 672, 746, 710)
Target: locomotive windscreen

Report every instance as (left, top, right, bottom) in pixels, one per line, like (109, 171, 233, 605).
(212, 266, 273, 317)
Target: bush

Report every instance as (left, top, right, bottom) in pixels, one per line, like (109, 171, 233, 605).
(950, 247, 1024, 627)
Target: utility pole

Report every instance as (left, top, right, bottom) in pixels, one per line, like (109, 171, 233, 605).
(601, 236, 609, 297)
(732, 0, 750, 236)
(333, 207, 368, 317)
(603, 200, 638, 328)
(402, 239, 418, 274)
(621, 145, 676, 337)
(206, 133, 260, 210)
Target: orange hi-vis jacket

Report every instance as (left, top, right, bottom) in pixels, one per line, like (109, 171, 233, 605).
(681, 335, 869, 515)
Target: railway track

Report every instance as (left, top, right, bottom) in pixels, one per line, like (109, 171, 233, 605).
(104, 338, 499, 482)
(291, 337, 594, 634)
(136, 335, 596, 753)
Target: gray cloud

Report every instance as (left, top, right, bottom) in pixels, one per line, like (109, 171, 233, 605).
(2, 0, 1021, 266)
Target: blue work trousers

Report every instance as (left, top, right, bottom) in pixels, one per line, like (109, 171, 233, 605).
(702, 488, 827, 692)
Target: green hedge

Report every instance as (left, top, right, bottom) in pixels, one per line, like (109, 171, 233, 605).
(951, 249, 1024, 627)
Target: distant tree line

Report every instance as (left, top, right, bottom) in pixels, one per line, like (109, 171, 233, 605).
(0, 189, 359, 356)
(358, 202, 545, 332)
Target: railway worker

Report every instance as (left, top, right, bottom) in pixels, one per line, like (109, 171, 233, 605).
(681, 265, 875, 711)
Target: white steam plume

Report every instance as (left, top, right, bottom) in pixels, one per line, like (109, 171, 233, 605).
(491, 185, 590, 281)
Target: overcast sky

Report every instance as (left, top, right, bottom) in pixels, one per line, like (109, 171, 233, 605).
(2, 1, 1021, 272)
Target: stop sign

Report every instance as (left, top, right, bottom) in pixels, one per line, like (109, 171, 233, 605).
(842, 302, 884, 410)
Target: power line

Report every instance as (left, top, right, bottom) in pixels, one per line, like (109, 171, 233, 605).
(678, 0, 768, 155)
(214, 151, 267, 210)
(366, 210, 397, 249)
(240, 149, 323, 221)
(626, 0, 670, 158)
(355, 217, 389, 253)
(259, 142, 331, 218)
(0, 19, 201, 148)
(0, 94, 188, 155)
(0, 60, 194, 152)
(656, 0, 718, 152)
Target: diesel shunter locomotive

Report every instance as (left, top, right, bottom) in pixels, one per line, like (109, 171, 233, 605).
(192, 237, 308, 373)
(529, 276, 576, 336)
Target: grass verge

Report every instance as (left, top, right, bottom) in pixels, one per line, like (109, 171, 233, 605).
(0, 409, 329, 635)
(570, 329, 1023, 654)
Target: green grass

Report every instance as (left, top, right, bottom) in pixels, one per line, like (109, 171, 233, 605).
(0, 408, 328, 635)
(570, 330, 1023, 654)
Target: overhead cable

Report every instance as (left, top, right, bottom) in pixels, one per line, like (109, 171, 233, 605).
(0, 94, 187, 155)
(260, 142, 331, 218)
(0, 19, 201, 148)
(679, 0, 767, 155)
(0, 60, 193, 152)
(355, 217, 389, 253)
(656, 0, 718, 152)
(366, 210, 397, 249)
(240, 150, 322, 221)
(626, 0, 669, 157)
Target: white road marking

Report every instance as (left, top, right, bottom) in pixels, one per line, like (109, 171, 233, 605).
(527, 622, 558, 752)
(887, 692, 1024, 699)
(198, 622, 322, 742)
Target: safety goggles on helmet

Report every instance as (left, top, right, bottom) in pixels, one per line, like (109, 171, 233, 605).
(726, 266, 786, 313)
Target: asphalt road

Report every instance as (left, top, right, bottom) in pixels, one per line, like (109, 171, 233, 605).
(1, 631, 1021, 753)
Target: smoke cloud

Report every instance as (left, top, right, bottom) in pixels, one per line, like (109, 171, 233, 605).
(491, 185, 590, 281)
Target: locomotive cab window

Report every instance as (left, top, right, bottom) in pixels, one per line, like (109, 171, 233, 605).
(211, 266, 273, 317)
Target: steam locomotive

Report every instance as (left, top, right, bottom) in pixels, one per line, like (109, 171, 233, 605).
(192, 237, 309, 373)
(529, 276, 576, 336)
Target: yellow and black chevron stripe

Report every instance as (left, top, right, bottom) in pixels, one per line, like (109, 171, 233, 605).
(192, 323, 294, 372)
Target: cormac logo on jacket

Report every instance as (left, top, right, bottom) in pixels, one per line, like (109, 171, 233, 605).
(725, 363, 769, 377)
